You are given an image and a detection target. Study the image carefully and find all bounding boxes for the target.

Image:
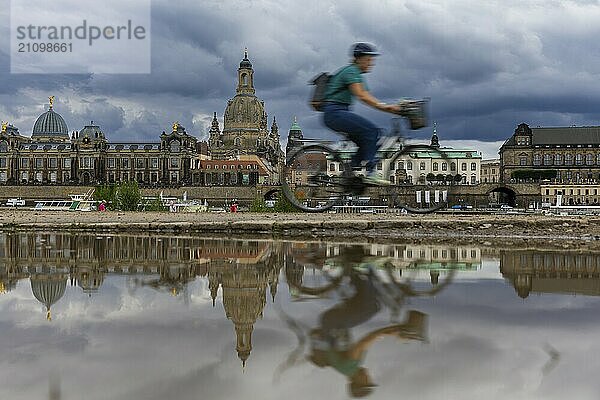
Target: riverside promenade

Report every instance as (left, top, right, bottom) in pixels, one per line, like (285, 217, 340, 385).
(0, 209, 599, 246)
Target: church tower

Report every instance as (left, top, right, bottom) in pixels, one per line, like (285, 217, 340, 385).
(208, 49, 284, 179)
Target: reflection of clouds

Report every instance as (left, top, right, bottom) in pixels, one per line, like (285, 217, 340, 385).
(1, 260, 600, 399)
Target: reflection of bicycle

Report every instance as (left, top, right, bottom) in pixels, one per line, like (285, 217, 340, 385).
(282, 100, 455, 213)
(276, 247, 456, 397)
(287, 255, 456, 319)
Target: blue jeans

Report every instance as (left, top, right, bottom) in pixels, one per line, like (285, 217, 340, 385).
(322, 102, 381, 172)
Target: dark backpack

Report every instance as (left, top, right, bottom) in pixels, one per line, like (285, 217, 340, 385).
(308, 72, 332, 112)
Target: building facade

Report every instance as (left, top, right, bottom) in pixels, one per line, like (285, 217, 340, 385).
(0, 53, 284, 187)
(300, 127, 482, 186)
(500, 123, 600, 184)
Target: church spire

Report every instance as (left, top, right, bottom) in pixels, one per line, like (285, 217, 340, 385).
(430, 122, 440, 148)
(237, 49, 255, 95)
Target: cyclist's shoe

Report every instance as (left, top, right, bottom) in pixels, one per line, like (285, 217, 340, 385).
(363, 172, 391, 186)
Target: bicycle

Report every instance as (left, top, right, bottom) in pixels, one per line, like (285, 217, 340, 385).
(281, 99, 456, 213)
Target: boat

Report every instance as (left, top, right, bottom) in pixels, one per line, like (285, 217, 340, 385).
(5, 198, 25, 207)
(32, 189, 97, 211)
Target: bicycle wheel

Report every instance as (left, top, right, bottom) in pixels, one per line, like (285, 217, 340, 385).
(388, 144, 454, 213)
(282, 144, 348, 212)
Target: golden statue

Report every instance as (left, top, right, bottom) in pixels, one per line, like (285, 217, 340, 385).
(172, 121, 179, 132)
(1, 121, 7, 133)
(48, 95, 55, 109)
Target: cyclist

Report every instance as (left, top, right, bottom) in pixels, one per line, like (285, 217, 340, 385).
(322, 42, 402, 186)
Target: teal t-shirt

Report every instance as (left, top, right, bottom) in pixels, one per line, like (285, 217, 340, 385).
(324, 64, 368, 105)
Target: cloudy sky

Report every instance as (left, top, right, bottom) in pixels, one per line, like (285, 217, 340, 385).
(2, 0, 600, 158)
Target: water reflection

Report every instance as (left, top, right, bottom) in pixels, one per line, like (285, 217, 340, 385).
(278, 244, 454, 397)
(1, 232, 600, 399)
(500, 249, 600, 298)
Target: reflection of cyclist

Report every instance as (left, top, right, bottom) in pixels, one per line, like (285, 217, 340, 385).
(322, 42, 402, 186)
(308, 270, 426, 397)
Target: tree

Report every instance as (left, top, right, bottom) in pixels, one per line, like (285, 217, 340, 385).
(436, 173, 445, 182)
(454, 174, 463, 183)
(116, 181, 141, 211)
(426, 173, 436, 183)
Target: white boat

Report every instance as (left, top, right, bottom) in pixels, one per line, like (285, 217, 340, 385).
(32, 189, 97, 211)
(5, 198, 25, 207)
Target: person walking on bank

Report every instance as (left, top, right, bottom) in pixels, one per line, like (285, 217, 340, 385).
(321, 42, 402, 186)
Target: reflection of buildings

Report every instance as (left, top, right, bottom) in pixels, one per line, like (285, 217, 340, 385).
(285, 242, 480, 289)
(0, 233, 282, 366)
(500, 249, 600, 298)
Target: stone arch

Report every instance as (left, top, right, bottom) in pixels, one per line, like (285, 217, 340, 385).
(487, 185, 518, 207)
(263, 188, 280, 201)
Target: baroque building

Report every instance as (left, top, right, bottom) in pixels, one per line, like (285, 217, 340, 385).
(500, 123, 600, 183)
(288, 122, 482, 186)
(208, 50, 284, 182)
(0, 52, 285, 187)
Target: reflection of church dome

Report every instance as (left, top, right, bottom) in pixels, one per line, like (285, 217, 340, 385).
(32, 105, 69, 140)
(30, 273, 68, 320)
(76, 268, 104, 294)
(513, 274, 532, 299)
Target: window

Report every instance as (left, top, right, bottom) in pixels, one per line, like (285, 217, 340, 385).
(329, 163, 335, 172)
(122, 158, 130, 168)
(0, 171, 6, 182)
(35, 158, 43, 168)
(543, 154, 552, 165)
(170, 158, 179, 168)
(63, 158, 71, 168)
(419, 161, 425, 171)
(235, 137, 241, 146)
(21, 158, 29, 168)
(108, 158, 115, 168)
(50, 172, 57, 183)
(587, 153, 594, 166)
(0, 141, 7, 152)
(576, 154, 583, 165)
(407, 161, 412, 170)
(492, 168, 496, 174)
(519, 156, 527, 166)
(442, 162, 447, 171)
(533, 154, 541, 166)
(565, 154, 573, 165)
(470, 162, 476, 171)
(461, 163, 467, 171)
(377, 162, 382, 170)
(433, 162, 438, 171)
(0, 158, 6, 168)
(555, 154, 562, 165)
(471, 175, 476, 184)
(151, 158, 158, 169)
(169, 141, 180, 152)
(397, 161, 404, 170)
(451, 162, 456, 171)
(136, 158, 145, 168)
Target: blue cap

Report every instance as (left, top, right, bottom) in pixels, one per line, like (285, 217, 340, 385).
(352, 42, 380, 57)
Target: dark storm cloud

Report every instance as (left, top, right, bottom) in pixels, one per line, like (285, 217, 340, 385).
(4, 0, 600, 145)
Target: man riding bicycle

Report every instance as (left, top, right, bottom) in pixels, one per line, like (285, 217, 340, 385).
(322, 42, 402, 186)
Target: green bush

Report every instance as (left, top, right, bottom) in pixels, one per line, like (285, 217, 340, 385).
(116, 181, 142, 211)
(250, 198, 270, 212)
(143, 197, 167, 212)
(94, 184, 117, 210)
(273, 195, 301, 212)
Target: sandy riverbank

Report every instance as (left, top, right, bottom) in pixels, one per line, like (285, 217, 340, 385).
(0, 209, 599, 245)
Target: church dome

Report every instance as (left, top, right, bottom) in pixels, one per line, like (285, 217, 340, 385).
(32, 107, 69, 140)
(223, 96, 265, 131)
(30, 273, 68, 320)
